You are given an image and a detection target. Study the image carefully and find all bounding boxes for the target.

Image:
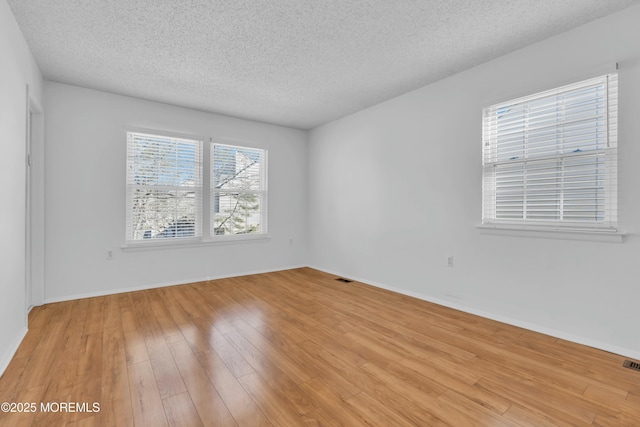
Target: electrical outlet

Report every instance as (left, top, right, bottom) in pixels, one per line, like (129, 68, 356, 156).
(447, 256, 454, 268)
(107, 250, 113, 260)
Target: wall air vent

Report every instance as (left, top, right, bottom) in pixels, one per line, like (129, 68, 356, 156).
(335, 277, 353, 283)
(623, 360, 640, 372)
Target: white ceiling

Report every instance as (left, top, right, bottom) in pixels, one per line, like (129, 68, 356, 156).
(8, 0, 639, 130)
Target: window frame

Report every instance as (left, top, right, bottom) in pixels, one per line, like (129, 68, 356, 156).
(481, 73, 618, 235)
(125, 130, 203, 245)
(210, 142, 269, 240)
(124, 130, 269, 249)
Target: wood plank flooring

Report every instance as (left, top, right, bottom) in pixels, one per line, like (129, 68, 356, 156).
(1, 267, 639, 426)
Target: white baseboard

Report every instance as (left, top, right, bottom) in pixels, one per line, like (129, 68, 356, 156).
(0, 327, 28, 378)
(36, 263, 640, 361)
(308, 265, 640, 361)
(42, 264, 308, 304)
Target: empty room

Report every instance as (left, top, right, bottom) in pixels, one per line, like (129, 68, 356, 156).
(1, 0, 640, 425)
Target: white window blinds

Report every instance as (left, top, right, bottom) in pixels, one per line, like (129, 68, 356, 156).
(211, 143, 267, 236)
(482, 73, 618, 231)
(126, 132, 202, 242)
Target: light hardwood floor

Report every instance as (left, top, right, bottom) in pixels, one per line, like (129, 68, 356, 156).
(1, 268, 639, 426)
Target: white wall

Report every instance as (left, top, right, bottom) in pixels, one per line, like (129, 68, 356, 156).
(43, 82, 308, 301)
(0, 0, 43, 374)
(308, 5, 640, 358)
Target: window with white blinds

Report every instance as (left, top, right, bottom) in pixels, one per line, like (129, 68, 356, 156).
(482, 73, 618, 231)
(211, 143, 267, 237)
(126, 132, 202, 242)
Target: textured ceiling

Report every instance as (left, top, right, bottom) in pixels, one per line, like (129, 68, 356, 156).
(7, 0, 640, 129)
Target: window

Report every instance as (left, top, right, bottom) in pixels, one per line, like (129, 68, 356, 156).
(126, 132, 202, 242)
(126, 131, 267, 245)
(211, 143, 268, 236)
(482, 73, 618, 231)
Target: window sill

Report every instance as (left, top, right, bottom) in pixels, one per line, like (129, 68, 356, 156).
(476, 224, 625, 243)
(121, 234, 271, 252)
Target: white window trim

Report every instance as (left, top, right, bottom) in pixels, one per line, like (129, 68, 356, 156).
(481, 73, 619, 238)
(476, 224, 625, 243)
(121, 234, 271, 251)
(123, 130, 269, 249)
